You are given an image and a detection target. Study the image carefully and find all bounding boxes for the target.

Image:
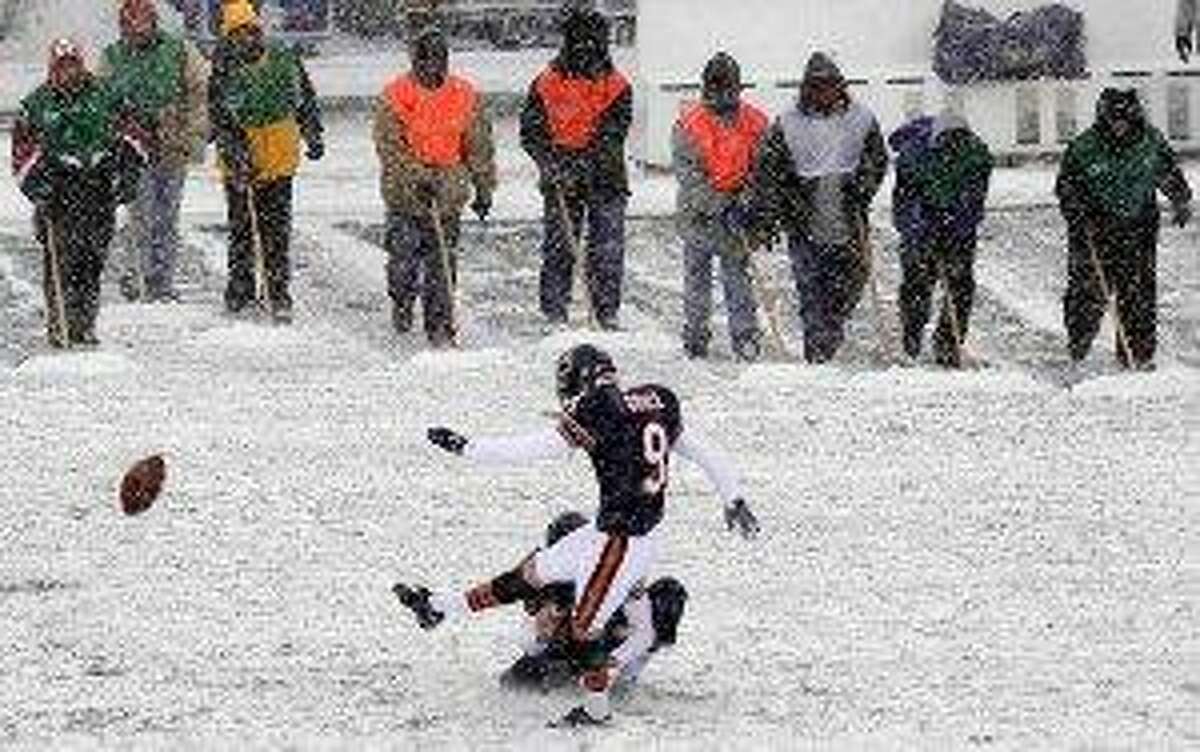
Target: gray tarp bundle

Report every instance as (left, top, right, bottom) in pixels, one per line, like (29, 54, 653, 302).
(933, 0, 1086, 84)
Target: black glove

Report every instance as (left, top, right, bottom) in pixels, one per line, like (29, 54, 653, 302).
(414, 179, 439, 210)
(723, 498, 759, 539)
(1178, 34, 1193, 63)
(305, 135, 324, 161)
(471, 196, 492, 222)
(427, 426, 468, 455)
(1172, 202, 1193, 228)
(116, 171, 141, 205)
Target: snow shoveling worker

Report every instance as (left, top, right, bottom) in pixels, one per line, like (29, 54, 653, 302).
(748, 51, 889, 364)
(671, 51, 769, 362)
(520, 7, 632, 331)
(1055, 88, 1192, 371)
(11, 37, 147, 348)
(373, 26, 496, 347)
(99, 0, 209, 304)
(208, 0, 324, 323)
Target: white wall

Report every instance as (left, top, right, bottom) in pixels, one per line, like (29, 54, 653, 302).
(639, 0, 1178, 83)
(634, 0, 1189, 164)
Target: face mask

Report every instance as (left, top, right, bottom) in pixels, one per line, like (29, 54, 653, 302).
(412, 42, 448, 88)
(704, 77, 740, 117)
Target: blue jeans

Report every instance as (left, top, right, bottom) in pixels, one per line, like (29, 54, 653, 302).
(539, 191, 626, 323)
(123, 161, 185, 297)
(682, 237, 759, 353)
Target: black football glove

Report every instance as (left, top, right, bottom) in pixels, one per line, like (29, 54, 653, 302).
(427, 426, 468, 455)
(724, 498, 759, 539)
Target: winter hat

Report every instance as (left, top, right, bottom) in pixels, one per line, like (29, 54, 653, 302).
(221, 0, 259, 36)
(802, 51, 844, 84)
(561, 7, 608, 49)
(702, 51, 741, 90)
(47, 37, 83, 69)
(120, 0, 158, 35)
(931, 108, 970, 141)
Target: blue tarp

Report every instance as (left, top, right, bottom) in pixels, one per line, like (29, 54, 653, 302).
(933, 0, 1086, 84)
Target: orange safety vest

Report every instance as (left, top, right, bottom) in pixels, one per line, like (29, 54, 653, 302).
(384, 73, 478, 167)
(535, 67, 630, 151)
(679, 102, 769, 193)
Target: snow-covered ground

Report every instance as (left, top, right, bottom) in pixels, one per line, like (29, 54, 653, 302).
(1, 65, 1199, 752)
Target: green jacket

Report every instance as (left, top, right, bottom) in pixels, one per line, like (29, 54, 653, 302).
(1056, 89, 1190, 223)
(210, 42, 322, 181)
(12, 75, 145, 205)
(98, 31, 208, 168)
(19, 76, 125, 168)
(101, 32, 186, 122)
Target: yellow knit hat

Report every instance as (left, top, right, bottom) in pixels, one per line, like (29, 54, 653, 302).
(221, 0, 259, 36)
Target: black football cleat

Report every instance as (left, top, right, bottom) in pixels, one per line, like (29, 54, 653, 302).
(392, 583, 444, 630)
(548, 705, 611, 729)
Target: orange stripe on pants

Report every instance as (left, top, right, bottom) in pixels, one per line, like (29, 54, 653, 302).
(572, 534, 628, 641)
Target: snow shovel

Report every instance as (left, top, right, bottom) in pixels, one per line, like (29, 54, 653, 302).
(735, 230, 791, 360)
(553, 186, 596, 328)
(45, 215, 70, 348)
(429, 197, 460, 348)
(856, 221, 899, 365)
(245, 184, 269, 315)
(1084, 225, 1133, 367)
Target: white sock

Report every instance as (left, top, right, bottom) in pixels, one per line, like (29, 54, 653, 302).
(583, 690, 611, 719)
(430, 591, 468, 619)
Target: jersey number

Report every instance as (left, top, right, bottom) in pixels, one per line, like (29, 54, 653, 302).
(641, 422, 668, 495)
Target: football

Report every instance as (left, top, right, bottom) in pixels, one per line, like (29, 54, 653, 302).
(119, 454, 166, 516)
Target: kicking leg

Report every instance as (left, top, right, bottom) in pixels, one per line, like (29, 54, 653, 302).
(393, 554, 541, 630)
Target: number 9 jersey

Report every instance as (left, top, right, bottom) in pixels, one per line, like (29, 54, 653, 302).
(558, 381, 683, 537)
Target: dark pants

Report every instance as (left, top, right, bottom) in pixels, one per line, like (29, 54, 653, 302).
(385, 209, 460, 344)
(224, 177, 294, 312)
(898, 234, 977, 366)
(539, 191, 626, 324)
(787, 235, 867, 363)
(35, 194, 115, 346)
(1064, 217, 1158, 366)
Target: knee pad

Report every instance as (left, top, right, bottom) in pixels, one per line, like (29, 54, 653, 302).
(648, 577, 688, 648)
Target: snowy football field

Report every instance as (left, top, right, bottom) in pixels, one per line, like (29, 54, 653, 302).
(1, 112, 1198, 750)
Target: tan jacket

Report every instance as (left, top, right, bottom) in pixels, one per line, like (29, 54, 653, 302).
(96, 37, 209, 170)
(372, 88, 497, 218)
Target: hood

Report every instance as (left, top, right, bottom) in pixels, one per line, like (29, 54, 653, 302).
(802, 51, 844, 85)
(888, 115, 934, 155)
(556, 8, 613, 77)
(931, 109, 970, 142)
(798, 51, 849, 113)
(1094, 87, 1147, 141)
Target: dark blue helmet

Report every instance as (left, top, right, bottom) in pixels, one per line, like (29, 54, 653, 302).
(555, 344, 616, 404)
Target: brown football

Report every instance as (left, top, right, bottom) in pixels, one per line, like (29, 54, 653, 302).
(119, 454, 166, 515)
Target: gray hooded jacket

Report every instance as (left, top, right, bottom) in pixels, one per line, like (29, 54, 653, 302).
(750, 52, 888, 245)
